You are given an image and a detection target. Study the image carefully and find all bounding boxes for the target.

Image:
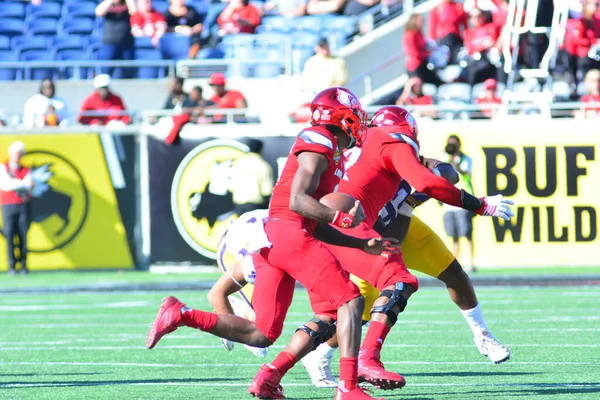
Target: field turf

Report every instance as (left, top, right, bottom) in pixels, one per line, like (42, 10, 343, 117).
(0, 282, 599, 399)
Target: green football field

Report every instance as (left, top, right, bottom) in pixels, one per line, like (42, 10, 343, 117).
(1, 284, 599, 400)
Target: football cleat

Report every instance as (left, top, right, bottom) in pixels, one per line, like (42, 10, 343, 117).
(221, 338, 235, 351)
(244, 344, 268, 358)
(146, 296, 184, 349)
(248, 364, 285, 399)
(300, 348, 337, 388)
(358, 348, 406, 390)
(474, 331, 511, 364)
(335, 386, 383, 400)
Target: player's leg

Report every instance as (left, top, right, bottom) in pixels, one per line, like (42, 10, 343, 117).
(443, 210, 460, 258)
(458, 209, 476, 272)
(403, 215, 510, 364)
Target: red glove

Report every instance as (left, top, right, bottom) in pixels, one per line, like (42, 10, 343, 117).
(332, 210, 354, 228)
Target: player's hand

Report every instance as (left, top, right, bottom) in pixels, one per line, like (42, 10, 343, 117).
(476, 195, 515, 221)
(361, 237, 400, 255)
(348, 200, 365, 227)
(220, 338, 234, 351)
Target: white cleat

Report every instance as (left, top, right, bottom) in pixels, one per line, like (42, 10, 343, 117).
(220, 338, 235, 351)
(244, 344, 268, 358)
(301, 349, 337, 388)
(474, 331, 510, 364)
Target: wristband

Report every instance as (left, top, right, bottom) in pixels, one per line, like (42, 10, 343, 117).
(460, 189, 484, 212)
(332, 210, 354, 228)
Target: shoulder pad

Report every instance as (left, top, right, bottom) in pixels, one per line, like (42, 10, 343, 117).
(387, 132, 420, 157)
(297, 128, 334, 150)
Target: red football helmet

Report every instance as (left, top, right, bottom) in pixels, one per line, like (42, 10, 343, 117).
(310, 87, 368, 146)
(370, 106, 419, 139)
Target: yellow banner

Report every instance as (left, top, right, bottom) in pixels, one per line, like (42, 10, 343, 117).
(0, 134, 133, 270)
(414, 119, 600, 268)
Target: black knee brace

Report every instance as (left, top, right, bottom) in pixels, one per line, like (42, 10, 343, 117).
(295, 317, 337, 350)
(370, 282, 408, 326)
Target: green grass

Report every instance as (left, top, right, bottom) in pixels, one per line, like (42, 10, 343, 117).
(1, 285, 599, 400)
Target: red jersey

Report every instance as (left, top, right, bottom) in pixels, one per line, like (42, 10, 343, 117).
(566, 17, 600, 58)
(269, 126, 344, 233)
(211, 90, 246, 108)
(402, 30, 429, 72)
(581, 94, 600, 115)
(131, 10, 167, 37)
(404, 94, 433, 105)
(429, 1, 467, 40)
(0, 162, 30, 205)
(78, 91, 130, 126)
(217, 4, 261, 34)
(464, 23, 498, 55)
(339, 126, 463, 227)
(475, 96, 502, 118)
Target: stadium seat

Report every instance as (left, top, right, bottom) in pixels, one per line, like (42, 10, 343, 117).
(320, 15, 355, 36)
(0, 18, 25, 38)
(422, 83, 438, 98)
(437, 99, 470, 120)
(158, 34, 190, 60)
(135, 49, 164, 79)
(437, 83, 472, 103)
(21, 50, 56, 80)
(0, 36, 10, 50)
(88, 35, 102, 47)
(12, 35, 48, 53)
(471, 81, 506, 100)
(577, 81, 587, 96)
(254, 62, 282, 78)
(291, 31, 319, 48)
(551, 80, 571, 100)
(27, 2, 62, 19)
(55, 49, 89, 79)
(200, 3, 226, 41)
(51, 35, 87, 51)
(0, 50, 18, 80)
(512, 80, 541, 94)
(135, 36, 154, 50)
(188, 0, 209, 18)
(220, 33, 254, 59)
(254, 32, 288, 48)
(65, 2, 97, 18)
(27, 17, 59, 36)
(60, 18, 95, 35)
(293, 16, 322, 32)
(260, 16, 291, 33)
(294, 47, 314, 73)
(197, 47, 225, 59)
(320, 28, 346, 51)
(153, 0, 169, 14)
(437, 64, 462, 83)
(0, 2, 26, 19)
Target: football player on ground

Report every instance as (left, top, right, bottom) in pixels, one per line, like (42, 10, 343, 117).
(146, 87, 400, 400)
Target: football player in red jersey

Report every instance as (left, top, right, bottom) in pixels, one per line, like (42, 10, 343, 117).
(146, 88, 399, 400)
(320, 106, 514, 390)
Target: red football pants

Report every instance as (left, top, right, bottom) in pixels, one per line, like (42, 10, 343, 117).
(252, 218, 361, 343)
(325, 222, 419, 291)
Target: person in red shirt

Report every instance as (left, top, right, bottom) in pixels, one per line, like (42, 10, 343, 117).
(78, 74, 131, 126)
(146, 88, 398, 400)
(580, 68, 600, 117)
(429, 0, 468, 64)
(402, 13, 443, 86)
(568, 0, 600, 89)
(459, 7, 500, 85)
(474, 78, 502, 118)
(130, 0, 167, 47)
(396, 77, 436, 118)
(217, 0, 261, 35)
(208, 72, 248, 108)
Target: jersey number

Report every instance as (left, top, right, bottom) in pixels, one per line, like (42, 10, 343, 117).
(342, 147, 362, 181)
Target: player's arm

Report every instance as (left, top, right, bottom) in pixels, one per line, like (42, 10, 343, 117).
(379, 215, 412, 244)
(290, 151, 363, 228)
(423, 158, 460, 185)
(314, 223, 401, 255)
(207, 262, 247, 316)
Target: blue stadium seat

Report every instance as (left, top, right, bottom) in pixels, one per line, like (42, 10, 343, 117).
(220, 34, 254, 59)
(320, 15, 355, 36)
(51, 35, 87, 51)
(320, 28, 347, 51)
(135, 49, 164, 79)
(134, 36, 154, 50)
(188, 0, 209, 18)
(64, 2, 97, 18)
(294, 47, 315, 73)
(291, 31, 319, 48)
(27, 2, 62, 19)
(200, 3, 226, 41)
(0, 50, 18, 81)
(55, 49, 89, 79)
(260, 16, 291, 33)
(153, 0, 169, 14)
(254, 32, 288, 48)
(21, 50, 56, 80)
(0, 36, 10, 50)
(197, 47, 224, 59)
(254, 62, 282, 78)
(159, 34, 190, 60)
(60, 18, 95, 35)
(12, 35, 48, 53)
(88, 35, 102, 47)
(0, 18, 25, 38)
(0, 2, 26, 19)
(27, 17, 59, 36)
(293, 16, 322, 33)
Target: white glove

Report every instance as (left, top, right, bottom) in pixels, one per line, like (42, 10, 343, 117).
(477, 195, 515, 221)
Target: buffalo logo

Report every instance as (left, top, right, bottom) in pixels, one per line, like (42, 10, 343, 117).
(0, 150, 88, 253)
(171, 140, 249, 259)
(333, 149, 341, 165)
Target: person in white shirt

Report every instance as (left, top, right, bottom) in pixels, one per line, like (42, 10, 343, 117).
(23, 79, 70, 128)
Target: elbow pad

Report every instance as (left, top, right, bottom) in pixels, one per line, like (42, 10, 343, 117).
(460, 189, 483, 212)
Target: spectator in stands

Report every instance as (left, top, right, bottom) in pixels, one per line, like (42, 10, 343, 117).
(208, 73, 247, 109)
(164, 0, 204, 59)
(217, 0, 261, 36)
(306, 0, 345, 15)
(263, 0, 307, 17)
(459, 7, 500, 85)
(131, 0, 167, 48)
(303, 38, 348, 97)
(96, 0, 136, 79)
(78, 74, 131, 126)
(0, 141, 33, 276)
(527, 0, 554, 69)
(567, 0, 600, 89)
(163, 76, 196, 112)
(23, 79, 70, 128)
(429, 0, 468, 64)
(580, 68, 600, 117)
(403, 13, 443, 86)
(396, 77, 436, 118)
(474, 78, 502, 118)
(342, 0, 378, 16)
(190, 86, 216, 108)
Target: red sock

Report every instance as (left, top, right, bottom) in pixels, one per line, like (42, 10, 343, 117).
(181, 309, 218, 332)
(339, 357, 358, 390)
(362, 321, 391, 354)
(270, 351, 297, 376)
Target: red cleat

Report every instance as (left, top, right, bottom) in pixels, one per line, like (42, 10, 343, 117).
(358, 348, 405, 390)
(335, 387, 384, 400)
(146, 296, 184, 349)
(248, 364, 286, 399)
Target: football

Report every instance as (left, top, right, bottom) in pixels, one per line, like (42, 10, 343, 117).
(320, 192, 363, 214)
